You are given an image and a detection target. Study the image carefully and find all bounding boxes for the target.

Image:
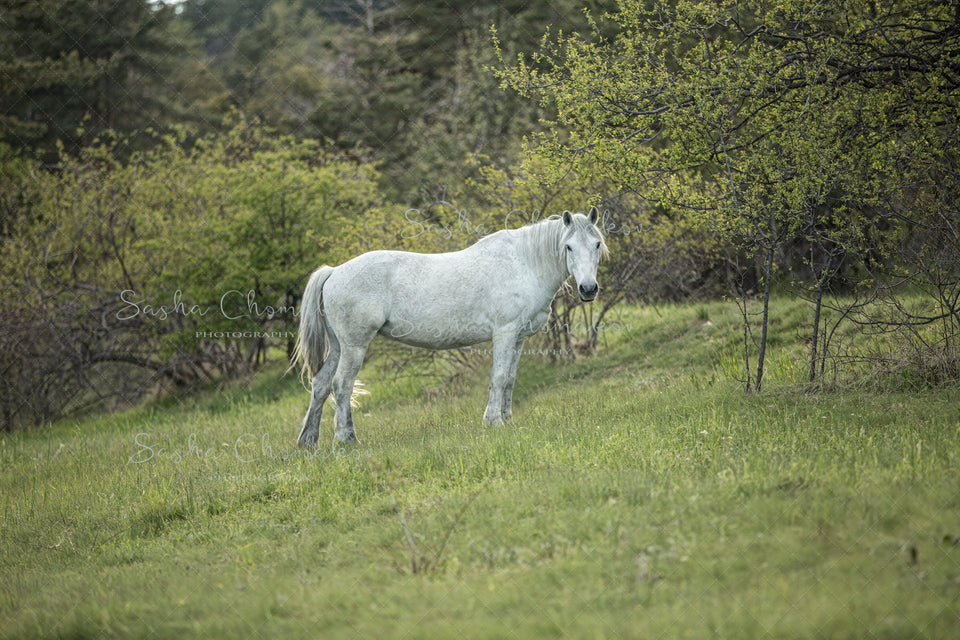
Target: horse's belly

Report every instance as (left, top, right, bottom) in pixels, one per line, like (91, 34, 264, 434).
(379, 317, 491, 349)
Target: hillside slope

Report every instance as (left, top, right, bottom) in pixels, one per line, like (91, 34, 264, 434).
(2, 298, 958, 638)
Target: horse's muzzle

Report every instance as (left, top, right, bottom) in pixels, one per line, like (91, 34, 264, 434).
(578, 282, 599, 301)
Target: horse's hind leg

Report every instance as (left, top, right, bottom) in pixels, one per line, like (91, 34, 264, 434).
(332, 343, 367, 443)
(297, 343, 340, 448)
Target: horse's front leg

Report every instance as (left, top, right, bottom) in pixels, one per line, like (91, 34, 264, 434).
(483, 333, 521, 425)
(500, 337, 526, 422)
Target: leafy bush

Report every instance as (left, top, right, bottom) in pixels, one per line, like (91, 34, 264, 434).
(0, 120, 384, 429)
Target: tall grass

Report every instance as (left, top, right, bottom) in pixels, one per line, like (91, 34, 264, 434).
(2, 297, 958, 638)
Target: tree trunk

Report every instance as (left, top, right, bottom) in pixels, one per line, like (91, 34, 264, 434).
(808, 281, 823, 383)
(755, 245, 774, 392)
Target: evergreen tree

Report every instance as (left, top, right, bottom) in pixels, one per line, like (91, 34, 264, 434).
(0, 0, 187, 159)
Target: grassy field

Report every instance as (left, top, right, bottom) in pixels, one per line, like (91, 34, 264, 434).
(2, 298, 959, 638)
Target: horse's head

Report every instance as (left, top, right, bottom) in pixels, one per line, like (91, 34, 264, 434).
(561, 207, 607, 302)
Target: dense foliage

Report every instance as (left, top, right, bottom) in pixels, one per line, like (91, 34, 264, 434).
(0, 120, 383, 426)
(2, 0, 959, 428)
(497, 0, 960, 389)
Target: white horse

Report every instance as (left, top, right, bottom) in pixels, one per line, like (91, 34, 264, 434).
(293, 208, 607, 446)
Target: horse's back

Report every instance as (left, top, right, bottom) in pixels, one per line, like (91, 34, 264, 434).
(328, 248, 479, 294)
(321, 246, 509, 349)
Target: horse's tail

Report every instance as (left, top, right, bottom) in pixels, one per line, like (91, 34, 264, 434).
(292, 265, 336, 383)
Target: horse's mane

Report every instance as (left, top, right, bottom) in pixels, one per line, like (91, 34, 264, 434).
(509, 214, 608, 274)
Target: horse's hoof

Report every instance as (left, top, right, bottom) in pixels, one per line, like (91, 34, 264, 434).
(334, 432, 358, 445)
(297, 431, 319, 448)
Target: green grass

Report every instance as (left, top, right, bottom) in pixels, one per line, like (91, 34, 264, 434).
(2, 297, 959, 638)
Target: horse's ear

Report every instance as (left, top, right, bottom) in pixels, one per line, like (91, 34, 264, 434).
(588, 206, 599, 225)
(562, 211, 573, 226)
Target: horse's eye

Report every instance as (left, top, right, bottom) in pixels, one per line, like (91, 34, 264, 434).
(595, 241, 601, 250)
(565, 244, 572, 252)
